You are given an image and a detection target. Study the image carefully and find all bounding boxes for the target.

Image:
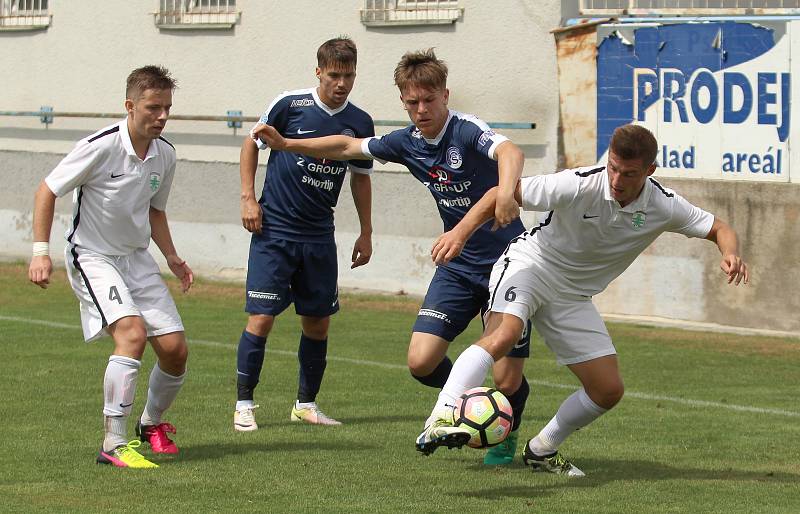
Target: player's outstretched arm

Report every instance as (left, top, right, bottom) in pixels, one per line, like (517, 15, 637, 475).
(350, 173, 373, 269)
(149, 207, 193, 292)
(28, 181, 57, 289)
(250, 123, 368, 161)
(705, 217, 749, 285)
(493, 141, 524, 228)
(431, 182, 523, 265)
(240, 136, 263, 234)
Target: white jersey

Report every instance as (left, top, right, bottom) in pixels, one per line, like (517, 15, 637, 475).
(512, 165, 714, 297)
(45, 119, 176, 256)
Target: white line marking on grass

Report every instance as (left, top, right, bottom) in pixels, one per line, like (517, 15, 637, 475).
(4, 315, 799, 418)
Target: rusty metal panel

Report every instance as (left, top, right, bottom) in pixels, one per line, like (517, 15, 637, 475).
(554, 24, 599, 169)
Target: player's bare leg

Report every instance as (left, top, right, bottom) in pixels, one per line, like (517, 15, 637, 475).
(234, 314, 274, 431)
(135, 331, 188, 454)
(407, 332, 451, 388)
(97, 316, 158, 468)
(290, 316, 340, 425)
(523, 355, 623, 476)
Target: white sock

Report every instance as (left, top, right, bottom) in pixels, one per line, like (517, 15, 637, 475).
(102, 355, 140, 452)
(236, 400, 255, 411)
(529, 388, 607, 455)
(296, 400, 316, 409)
(426, 345, 494, 426)
(140, 363, 185, 426)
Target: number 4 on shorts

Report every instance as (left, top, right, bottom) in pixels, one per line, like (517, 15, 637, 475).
(109, 285, 123, 304)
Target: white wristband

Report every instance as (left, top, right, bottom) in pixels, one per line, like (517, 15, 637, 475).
(250, 128, 269, 150)
(32, 241, 50, 257)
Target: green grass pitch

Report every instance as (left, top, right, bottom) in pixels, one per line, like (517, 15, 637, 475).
(0, 262, 798, 513)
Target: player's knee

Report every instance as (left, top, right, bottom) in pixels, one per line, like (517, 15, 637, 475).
(493, 373, 523, 396)
(407, 352, 436, 377)
(481, 328, 520, 361)
(594, 381, 625, 410)
(246, 314, 274, 337)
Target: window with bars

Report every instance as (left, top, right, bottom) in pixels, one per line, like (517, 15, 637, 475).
(154, 0, 239, 29)
(580, 0, 800, 15)
(360, 0, 463, 26)
(0, 0, 50, 30)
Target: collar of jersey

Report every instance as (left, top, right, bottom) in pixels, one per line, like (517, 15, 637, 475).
(120, 118, 160, 161)
(419, 110, 454, 146)
(311, 87, 349, 116)
(602, 168, 652, 213)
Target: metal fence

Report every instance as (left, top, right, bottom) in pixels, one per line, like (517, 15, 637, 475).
(580, 0, 800, 15)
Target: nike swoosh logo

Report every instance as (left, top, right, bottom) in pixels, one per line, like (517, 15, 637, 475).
(119, 402, 133, 408)
(296, 129, 316, 135)
(414, 157, 428, 160)
(583, 214, 599, 219)
(110, 173, 125, 178)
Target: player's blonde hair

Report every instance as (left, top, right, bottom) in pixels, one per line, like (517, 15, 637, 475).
(394, 49, 448, 93)
(126, 65, 176, 100)
(610, 124, 658, 166)
(317, 37, 357, 70)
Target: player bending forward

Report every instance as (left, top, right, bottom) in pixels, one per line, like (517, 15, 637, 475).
(28, 66, 192, 469)
(418, 124, 749, 476)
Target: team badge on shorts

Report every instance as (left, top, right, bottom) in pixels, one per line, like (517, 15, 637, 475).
(446, 146, 463, 169)
(149, 172, 161, 192)
(632, 210, 646, 229)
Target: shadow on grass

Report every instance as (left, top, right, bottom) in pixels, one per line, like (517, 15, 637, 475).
(457, 457, 800, 500)
(176, 440, 380, 462)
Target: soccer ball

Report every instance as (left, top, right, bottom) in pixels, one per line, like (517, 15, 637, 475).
(453, 387, 513, 448)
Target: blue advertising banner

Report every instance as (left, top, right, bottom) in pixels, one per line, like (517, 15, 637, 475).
(597, 22, 791, 181)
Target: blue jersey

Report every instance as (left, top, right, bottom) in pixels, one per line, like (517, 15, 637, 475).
(363, 110, 525, 273)
(256, 88, 374, 242)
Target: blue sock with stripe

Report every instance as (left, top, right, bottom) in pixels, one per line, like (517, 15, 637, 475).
(297, 334, 328, 403)
(236, 331, 266, 401)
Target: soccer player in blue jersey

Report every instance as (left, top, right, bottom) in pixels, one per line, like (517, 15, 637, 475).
(251, 49, 532, 464)
(234, 37, 375, 431)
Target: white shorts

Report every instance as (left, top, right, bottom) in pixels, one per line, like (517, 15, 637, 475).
(64, 245, 184, 342)
(488, 254, 615, 365)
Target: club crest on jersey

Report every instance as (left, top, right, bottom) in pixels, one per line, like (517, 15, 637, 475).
(632, 210, 646, 229)
(478, 130, 495, 147)
(341, 128, 355, 138)
(149, 172, 161, 192)
(446, 146, 463, 169)
(412, 128, 423, 139)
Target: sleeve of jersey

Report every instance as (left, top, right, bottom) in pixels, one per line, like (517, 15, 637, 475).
(348, 117, 375, 175)
(668, 194, 715, 238)
(463, 120, 509, 160)
(150, 155, 176, 211)
(360, 130, 404, 166)
(250, 94, 291, 151)
(519, 171, 580, 211)
(44, 140, 101, 198)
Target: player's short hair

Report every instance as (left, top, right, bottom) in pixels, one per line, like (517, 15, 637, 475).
(317, 37, 357, 69)
(609, 124, 658, 166)
(394, 48, 448, 92)
(126, 65, 177, 100)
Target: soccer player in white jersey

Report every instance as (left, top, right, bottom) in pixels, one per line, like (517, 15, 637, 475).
(419, 124, 750, 475)
(28, 66, 192, 469)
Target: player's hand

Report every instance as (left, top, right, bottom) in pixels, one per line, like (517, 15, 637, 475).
(167, 254, 193, 292)
(250, 123, 286, 150)
(240, 197, 262, 234)
(720, 254, 749, 285)
(493, 194, 520, 231)
(351, 233, 372, 269)
(431, 229, 466, 265)
(28, 255, 52, 289)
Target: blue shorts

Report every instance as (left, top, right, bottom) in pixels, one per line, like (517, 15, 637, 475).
(412, 266, 531, 358)
(245, 234, 339, 317)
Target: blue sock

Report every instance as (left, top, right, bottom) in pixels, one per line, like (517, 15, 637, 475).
(236, 331, 266, 401)
(297, 334, 327, 403)
(411, 356, 452, 389)
(507, 376, 530, 432)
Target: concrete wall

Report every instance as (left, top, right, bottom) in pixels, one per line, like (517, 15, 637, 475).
(2, 1, 797, 334)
